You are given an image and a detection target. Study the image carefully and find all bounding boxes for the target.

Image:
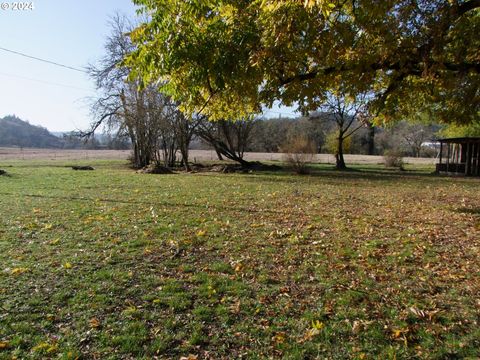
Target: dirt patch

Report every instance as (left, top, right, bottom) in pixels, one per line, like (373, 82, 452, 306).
(193, 161, 282, 174)
(136, 165, 174, 174)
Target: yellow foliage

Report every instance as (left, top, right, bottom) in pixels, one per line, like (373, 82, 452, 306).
(324, 130, 352, 155)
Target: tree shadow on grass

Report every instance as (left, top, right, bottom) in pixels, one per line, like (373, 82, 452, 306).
(454, 207, 480, 216)
(0, 191, 296, 216)
(246, 164, 442, 185)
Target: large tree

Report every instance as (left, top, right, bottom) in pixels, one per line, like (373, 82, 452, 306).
(88, 14, 196, 169)
(312, 91, 369, 169)
(126, 0, 479, 125)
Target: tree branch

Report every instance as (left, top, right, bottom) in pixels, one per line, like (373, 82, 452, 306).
(458, 0, 480, 16)
(77, 108, 121, 138)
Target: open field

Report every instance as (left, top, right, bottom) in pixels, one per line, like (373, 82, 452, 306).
(0, 160, 478, 359)
(0, 147, 437, 165)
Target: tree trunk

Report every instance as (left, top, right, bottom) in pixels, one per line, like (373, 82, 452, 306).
(336, 135, 347, 170)
(214, 147, 224, 160)
(416, 146, 421, 158)
(237, 156, 252, 168)
(367, 123, 375, 155)
(168, 143, 176, 167)
(180, 145, 191, 171)
(213, 140, 252, 168)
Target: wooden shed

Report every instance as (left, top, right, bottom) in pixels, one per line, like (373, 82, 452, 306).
(436, 137, 480, 176)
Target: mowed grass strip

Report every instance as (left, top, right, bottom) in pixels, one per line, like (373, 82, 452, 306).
(0, 161, 479, 359)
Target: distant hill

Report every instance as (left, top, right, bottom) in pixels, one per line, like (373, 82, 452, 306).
(0, 115, 63, 148)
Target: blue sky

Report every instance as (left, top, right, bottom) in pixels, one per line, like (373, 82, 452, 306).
(0, 0, 137, 131)
(0, 0, 297, 132)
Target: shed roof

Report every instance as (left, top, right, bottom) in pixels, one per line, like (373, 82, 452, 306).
(437, 137, 480, 144)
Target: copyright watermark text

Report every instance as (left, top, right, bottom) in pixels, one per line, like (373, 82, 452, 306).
(1, 2, 35, 11)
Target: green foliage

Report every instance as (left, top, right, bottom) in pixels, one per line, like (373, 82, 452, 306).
(438, 121, 480, 138)
(127, 0, 480, 124)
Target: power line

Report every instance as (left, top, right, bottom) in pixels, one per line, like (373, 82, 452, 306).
(0, 72, 92, 91)
(0, 46, 87, 73)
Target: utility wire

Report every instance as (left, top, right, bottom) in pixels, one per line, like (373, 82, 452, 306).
(0, 72, 92, 91)
(0, 46, 87, 73)
(0, 45, 302, 116)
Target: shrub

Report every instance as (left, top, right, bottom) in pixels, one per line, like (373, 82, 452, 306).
(281, 137, 316, 174)
(383, 150, 404, 170)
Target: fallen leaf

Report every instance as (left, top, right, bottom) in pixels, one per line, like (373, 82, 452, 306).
(392, 329, 403, 338)
(32, 342, 57, 353)
(250, 223, 264, 228)
(179, 355, 198, 360)
(11, 267, 29, 275)
(409, 307, 426, 318)
(272, 331, 286, 344)
(234, 263, 243, 272)
(312, 320, 324, 330)
(89, 318, 101, 328)
(196, 229, 207, 237)
(229, 300, 241, 314)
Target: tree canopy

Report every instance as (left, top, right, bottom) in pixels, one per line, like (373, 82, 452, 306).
(126, 0, 480, 125)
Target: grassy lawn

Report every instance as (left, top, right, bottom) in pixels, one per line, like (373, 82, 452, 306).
(0, 161, 479, 359)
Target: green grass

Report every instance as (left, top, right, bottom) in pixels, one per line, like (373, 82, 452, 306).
(0, 160, 479, 359)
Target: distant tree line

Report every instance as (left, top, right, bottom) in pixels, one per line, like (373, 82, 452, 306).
(0, 115, 131, 150)
(0, 112, 467, 163)
(203, 116, 444, 159)
(62, 132, 130, 150)
(0, 115, 63, 149)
